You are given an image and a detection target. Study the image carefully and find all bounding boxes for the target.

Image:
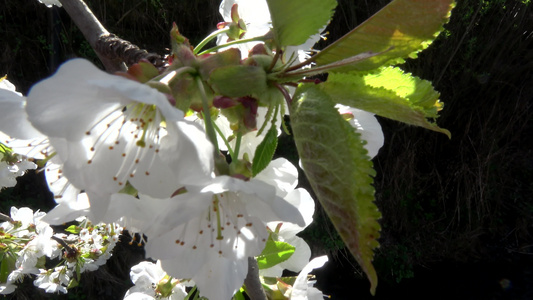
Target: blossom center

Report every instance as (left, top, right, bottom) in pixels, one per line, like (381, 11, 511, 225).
(83, 102, 165, 187)
(172, 191, 267, 258)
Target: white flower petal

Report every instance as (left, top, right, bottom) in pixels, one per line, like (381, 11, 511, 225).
(0, 89, 46, 140)
(277, 236, 311, 273)
(41, 193, 91, 225)
(291, 255, 328, 300)
(130, 261, 166, 285)
(27, 59, 181, 140)
(27, 59, 214, 197)
(0, 162, 18, 188)
(253, 158, 298, 196)
(336, 104, 384, 158)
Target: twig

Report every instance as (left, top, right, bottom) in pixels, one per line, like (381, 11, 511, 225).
(59, 0, 165, 71)
(0, 212, 13, 222)
(244, 257, 267, 300)
(58, 0, 126, 72)
(96, 34, 164, 68)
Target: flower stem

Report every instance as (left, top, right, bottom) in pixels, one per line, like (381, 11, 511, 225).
(213, 122, 235, 158)
(193, 28, 230, 55)
(184, 286, 197, 300)
(274, 82, 293, 107)
(195, 77, 219, 152)
(233, 132, 243, 160)
(197, 35, 267, 56)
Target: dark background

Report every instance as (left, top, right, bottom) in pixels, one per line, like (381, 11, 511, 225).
(1, 0, 532, 299)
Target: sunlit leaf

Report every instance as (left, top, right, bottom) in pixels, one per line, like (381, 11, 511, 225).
(233, 288, 246, 300)
(321, 68, 451, 137)
(257, 240, 295, 270)
(291, 84, 381, 294)
(312, 0, 456, 72)
(267, 0, 337, 47)
(65, 225, 81, 234)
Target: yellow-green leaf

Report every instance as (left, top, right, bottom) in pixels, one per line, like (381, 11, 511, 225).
(322, 68, 451, 137)
(291, 84, 381, 294)
(312, 0, 455, 72)
(257, 240, 295, 269)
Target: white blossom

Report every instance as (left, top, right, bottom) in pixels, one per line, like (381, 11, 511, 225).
(0, 160, 36, 189)
(290, 255, 329, 300)
(124, 260, 187, 300)
(16, 224, 61, 275)
(218, 0, 324, 62)
(218, 0, 272, 57)
(0, 77, 40, 189)
(34, 266, 71, 294)
(144, 159, 306, 300)
(25, 58, 215, 207)
(6, 206, 46, 238)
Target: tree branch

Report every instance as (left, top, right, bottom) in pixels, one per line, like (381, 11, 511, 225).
(57, 0, 125, 72)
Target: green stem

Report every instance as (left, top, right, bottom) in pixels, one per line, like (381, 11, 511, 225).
(150, 65, 196, 83)
(195, 77, 219, 152)
(213, 121, 234, 158)
(37, 152, 57, 168)
(193, 28, 230, 55)
(197, 35, 267, 56)
(233, 132, 242, 160)
(184, 286, 197, 300)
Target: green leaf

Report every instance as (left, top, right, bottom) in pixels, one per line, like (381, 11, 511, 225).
(252, 125, 279, 176)
(0, 254, 16, 283)
(291, 84, 381, 295)
(65, 225, 81, 234)
(256, 240, 295, 269)
(321, 68, 451, 137)
(233, 288, 246, 300)
(312, 0, 455, 72)
(267, 0, 337, 47)
(198, 48, 242, 80)
(209, 65, 268, 97)
(67, 277, 79, 289)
